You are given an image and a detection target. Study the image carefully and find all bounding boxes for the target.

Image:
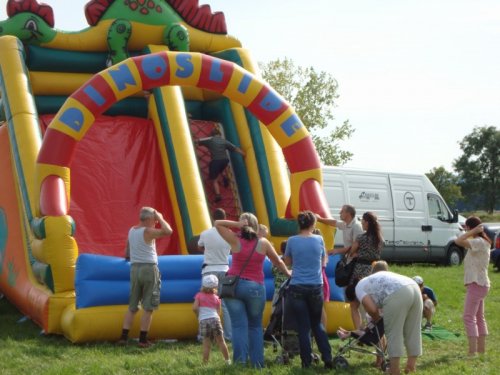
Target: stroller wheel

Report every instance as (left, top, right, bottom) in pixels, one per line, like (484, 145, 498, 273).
(333, 355, 349, 370)
(283, 354, 291, 365)
(276, 353, 290, 365)
(381, 361, 389, 372)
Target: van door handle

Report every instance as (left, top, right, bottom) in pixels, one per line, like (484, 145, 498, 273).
(421, 225, 433, 232)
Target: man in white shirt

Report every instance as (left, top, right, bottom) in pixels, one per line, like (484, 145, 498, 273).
(198, 208, 232, 340)
(317, 204, 364, 255)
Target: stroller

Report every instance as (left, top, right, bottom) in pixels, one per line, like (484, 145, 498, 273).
(333, 318, 388, 371)
(264, 278, 300, 364)
(264, 279, 320, 365)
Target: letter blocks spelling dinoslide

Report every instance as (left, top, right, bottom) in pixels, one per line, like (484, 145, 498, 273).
(0, 0, 352, 342)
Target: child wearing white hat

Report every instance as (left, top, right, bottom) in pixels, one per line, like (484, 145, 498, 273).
(193, 274, 231, 364)
(413, 276, 438, 330)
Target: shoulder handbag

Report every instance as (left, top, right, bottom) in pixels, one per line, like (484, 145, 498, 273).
(334, 251, 357, 287)
(220, 239, 259, 298)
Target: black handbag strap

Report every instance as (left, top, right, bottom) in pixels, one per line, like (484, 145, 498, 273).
(235, 238, 259, 277)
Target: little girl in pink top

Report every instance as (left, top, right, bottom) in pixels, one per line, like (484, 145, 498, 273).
(193, 274, 230, 364)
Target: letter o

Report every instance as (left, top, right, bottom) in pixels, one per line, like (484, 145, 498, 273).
(141, 54, 168, 80)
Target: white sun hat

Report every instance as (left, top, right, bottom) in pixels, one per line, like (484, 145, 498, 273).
(412, 275, 424, 285)
(202, 274, 219, 288)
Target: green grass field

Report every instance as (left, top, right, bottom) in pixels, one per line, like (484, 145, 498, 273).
(0, 264, 498, 375)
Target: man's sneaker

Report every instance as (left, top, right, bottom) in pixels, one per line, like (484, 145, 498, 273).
(423, 322, 433, 330)
(138, 340, 153, 348)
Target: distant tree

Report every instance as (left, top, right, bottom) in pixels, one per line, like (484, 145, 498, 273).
(426, 166, 463, 207)
(453, 126, 499, 213)
(259, 57, 354, 166)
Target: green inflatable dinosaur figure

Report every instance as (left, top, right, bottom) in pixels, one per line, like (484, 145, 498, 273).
(0, 0, 240, 65)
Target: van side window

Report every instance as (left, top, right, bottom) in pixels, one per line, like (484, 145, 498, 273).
(427, 194, 451, 222)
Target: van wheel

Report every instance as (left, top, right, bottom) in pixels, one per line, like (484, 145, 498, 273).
(446, 246, 462, 266)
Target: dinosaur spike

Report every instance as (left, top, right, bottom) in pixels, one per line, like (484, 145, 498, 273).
(85, 0, 115, 26)
(166, 0, 228, 34)
(208, 12, 226, 34)
(7, 0, 55, 28)
(84, 0, 228, 34)
(173, 0, 197, 20)
(190, 5, 211, 30)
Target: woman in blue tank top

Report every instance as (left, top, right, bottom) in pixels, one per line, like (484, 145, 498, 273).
(284, 211, 333, 369)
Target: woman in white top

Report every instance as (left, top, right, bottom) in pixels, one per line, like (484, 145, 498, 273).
(454, 216, 492, 357)
(345, 271, 422, 375)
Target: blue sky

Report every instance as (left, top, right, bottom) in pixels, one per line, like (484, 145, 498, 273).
(1, 0, 499, 174)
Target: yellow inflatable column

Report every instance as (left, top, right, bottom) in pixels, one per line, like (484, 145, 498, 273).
(0, 36, 41, 218)
(229, 48, 291, 227)
(147, 45, 211, 251)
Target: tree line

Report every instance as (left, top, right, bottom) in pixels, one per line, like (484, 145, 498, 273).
(260, 58, 499, 214)
(426, 126, 499, 214)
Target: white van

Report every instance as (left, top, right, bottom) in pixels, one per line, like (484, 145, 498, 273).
(322, 166, 464, 265)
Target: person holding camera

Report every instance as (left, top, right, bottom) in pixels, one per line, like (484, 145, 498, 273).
(118, 207, 172, 347)
(215, 213, 290, 368)
(454, 216, 492, 357)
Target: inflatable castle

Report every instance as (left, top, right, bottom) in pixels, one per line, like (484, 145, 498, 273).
(0, 0, 352, 342)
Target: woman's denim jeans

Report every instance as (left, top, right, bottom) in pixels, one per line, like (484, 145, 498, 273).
(288, 284, 332, 367)
(224, 278, 265, 368)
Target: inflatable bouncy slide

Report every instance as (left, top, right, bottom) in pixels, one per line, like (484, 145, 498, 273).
(0, 0, 352, 342)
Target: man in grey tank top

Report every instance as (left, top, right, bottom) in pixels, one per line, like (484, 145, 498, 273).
(118, 207, 172, 347)
(195, 126, 245, 202)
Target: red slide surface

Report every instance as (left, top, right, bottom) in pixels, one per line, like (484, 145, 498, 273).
(40, 114, 180, 256)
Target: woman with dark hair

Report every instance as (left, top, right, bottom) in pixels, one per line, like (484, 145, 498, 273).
(349, 211, 384, 329)
(454, 216, 491, 357)
(283, 211, 333, 369)
(215, 213, 290, 368)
